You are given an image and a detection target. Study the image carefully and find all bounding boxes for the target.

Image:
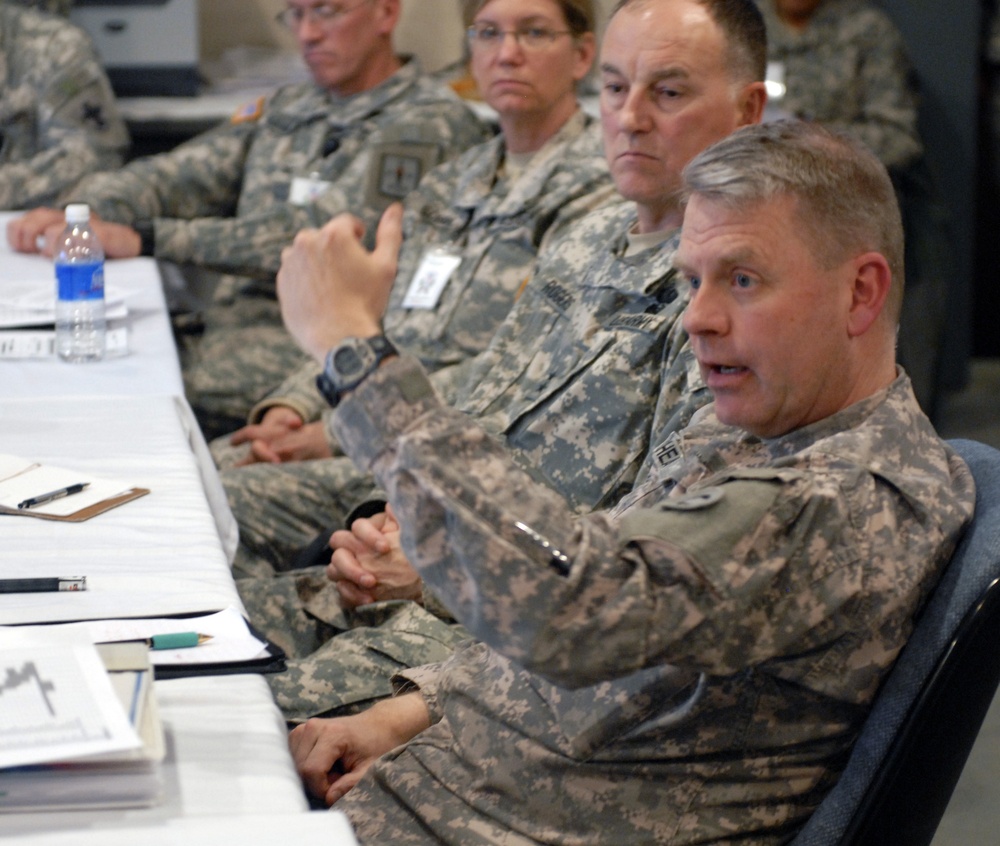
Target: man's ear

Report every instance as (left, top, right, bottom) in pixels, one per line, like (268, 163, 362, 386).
(737, 81, 768, 127)
(846, 251, 892, 338)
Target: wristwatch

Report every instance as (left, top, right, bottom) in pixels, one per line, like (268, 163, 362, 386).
(315, 335, 398, 407)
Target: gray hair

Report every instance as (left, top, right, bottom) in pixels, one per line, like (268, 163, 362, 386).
(681, 119, 905, 324)
(610, 0, 767, 84)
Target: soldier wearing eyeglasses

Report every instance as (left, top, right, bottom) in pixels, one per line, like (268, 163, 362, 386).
(6, 0, 490, 438)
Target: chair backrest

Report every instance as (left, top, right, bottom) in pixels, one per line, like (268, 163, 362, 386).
(790, 438, 1000, 846)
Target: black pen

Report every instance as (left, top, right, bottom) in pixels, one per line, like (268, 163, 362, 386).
(17, 482, 90, 510)
(0, 576, 87, 593)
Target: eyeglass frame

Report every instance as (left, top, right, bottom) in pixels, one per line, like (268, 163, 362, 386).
(275, 0, 374, 31)
(465, 23, 575, 52)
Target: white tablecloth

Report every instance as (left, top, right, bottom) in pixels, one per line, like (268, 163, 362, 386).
(0, 219, 326, 838)
(0, 247, 185, 400)
(0, 395, 237, 624)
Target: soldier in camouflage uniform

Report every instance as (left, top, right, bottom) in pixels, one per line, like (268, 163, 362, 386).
(757, 0, 953, 418)
(234, 0, 768, 722)
(0, 1, 128, 210)
(6, 0, 489, 437)
(757, 0, 921, 172)
(279, 118, 976, 846)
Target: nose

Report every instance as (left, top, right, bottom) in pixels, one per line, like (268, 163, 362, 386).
(617, 88, 653, 134)
(682, 283, 728, 338)
(495, 31, 526, 62)
(296, 12, 324, 42)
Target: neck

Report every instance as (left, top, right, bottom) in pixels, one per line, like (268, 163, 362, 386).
(635, 202, 682, 236)
(331, 50, 402, 97)
(498, 98, 578, 155)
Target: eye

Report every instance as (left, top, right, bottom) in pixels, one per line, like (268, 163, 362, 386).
(686, 274, 701, 291)
(474, 23, 501, 42)
(734, 272, 754, 289)
(654, 85, 681, 106)
(602, 80, 626, 103)
(522, 26, 551, 43)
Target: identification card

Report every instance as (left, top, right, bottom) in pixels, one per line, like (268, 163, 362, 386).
(401, 248, 463, 310)
(289, 172, 332, 206)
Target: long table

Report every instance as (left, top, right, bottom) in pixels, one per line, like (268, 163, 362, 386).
(0, 219, 355, 841)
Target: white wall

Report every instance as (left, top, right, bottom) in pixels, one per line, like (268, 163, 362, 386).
(198, 0, 616, 70)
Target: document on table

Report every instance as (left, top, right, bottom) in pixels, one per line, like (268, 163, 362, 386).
(7, 606, 273, 667)
(0, 326, 129, 359)
(0, 630, 141, 770)
(0, 453, 148, 521)
(0, 284, 127, 329)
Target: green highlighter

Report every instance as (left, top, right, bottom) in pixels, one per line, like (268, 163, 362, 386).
(148, 632, 212, 650)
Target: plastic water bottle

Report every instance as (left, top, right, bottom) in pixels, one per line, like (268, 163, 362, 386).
(55, 203, 105, 362)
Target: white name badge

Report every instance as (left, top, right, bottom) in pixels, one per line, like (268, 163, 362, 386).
(402, 248, 463, 310)
(289, 173, 332, 206)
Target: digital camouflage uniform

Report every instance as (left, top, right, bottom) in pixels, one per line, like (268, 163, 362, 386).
(758, 0, 921, 171)
(0, 3, 128, 209)
(237, 202, 710, 721)
(221, 113, 616, 571)
(328, 358, 974, 845)
(63, 58, 490, 436)
(216, 109, 614, 449)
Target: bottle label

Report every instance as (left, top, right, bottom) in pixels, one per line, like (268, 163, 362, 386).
(56, 262, 105, 301)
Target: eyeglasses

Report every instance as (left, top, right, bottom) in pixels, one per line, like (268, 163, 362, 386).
(466, 23, 572, 52)
(276, 0, 371, 30)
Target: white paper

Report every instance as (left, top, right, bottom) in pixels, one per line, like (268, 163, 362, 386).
(0, 453, 137, 516)
(2, 606, 270, 666)
(0, 632, 141, 769)
(0, 284, 127, 329)
(0, 326, 129, 359)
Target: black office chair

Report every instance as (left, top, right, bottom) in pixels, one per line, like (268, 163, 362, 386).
(790, 438, 1000, 846)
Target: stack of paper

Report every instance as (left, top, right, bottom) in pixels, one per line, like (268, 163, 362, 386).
(0, 635, 164, 812)
(0, 284, 129, 359)
(0, 285, 127, 329)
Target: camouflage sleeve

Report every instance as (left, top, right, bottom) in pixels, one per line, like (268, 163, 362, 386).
(147, 101, 489, 278)
(332, 355, 883, 690)
(0, 17, 129, 209)
(247, 358, 327, 425)
(69, 119, 255, 228)
(824, 11, 922, 171)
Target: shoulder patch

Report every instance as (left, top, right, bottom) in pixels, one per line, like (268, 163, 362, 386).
(365, 141, 442, 207)
(231, 96, 265, 125)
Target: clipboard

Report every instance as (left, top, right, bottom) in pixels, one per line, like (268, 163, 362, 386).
(0, 453, 148, 522)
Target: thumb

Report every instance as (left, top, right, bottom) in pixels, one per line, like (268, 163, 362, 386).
(373, 203, 404, 268)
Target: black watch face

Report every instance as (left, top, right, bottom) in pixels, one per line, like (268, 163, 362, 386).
(332, 345, 365, 381)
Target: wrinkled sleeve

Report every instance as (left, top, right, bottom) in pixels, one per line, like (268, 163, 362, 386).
(69, 119, 253, 226)
(148, 99, 489, 277)
(331, 356, 863, 690)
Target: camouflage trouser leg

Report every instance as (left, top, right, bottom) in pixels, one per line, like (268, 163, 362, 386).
(222, 455, 379, 579)
(181, 295, 312, 440)
(238, 570, 469, 724)
(209, 432, 252, 470)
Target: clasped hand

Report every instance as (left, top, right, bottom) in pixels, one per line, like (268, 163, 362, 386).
(327, 506, 423, 609)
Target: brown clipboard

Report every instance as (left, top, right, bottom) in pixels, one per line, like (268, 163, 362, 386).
(0, 487, 150, 522)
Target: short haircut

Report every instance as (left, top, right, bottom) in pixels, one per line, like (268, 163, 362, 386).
(682, 119, 905, 324)
(610, 0, 767, 84)
(460, 0, 596, 36)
